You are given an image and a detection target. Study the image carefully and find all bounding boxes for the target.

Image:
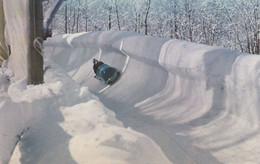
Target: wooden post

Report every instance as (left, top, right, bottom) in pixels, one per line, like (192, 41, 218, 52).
(27, 0, 44, 85)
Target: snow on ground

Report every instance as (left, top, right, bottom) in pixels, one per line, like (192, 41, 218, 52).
(1, 34, 171, 163)
(0, 61, 10, 94)
(1, 30, 260, 164)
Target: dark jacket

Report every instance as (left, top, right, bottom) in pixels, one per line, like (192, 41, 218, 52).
(93, 61, 104, 74)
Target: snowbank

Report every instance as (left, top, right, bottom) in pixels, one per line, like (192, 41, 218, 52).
(1, 55, 171, 163)
(0, 66, 9, 94)
(44, 30, 260, 163)
(1, 30, 260, 163)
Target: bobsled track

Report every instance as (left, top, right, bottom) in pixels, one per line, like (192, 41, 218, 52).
(44, 30, 260, 163)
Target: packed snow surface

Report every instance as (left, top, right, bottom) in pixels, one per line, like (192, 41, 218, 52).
(1, 31, 260, 164)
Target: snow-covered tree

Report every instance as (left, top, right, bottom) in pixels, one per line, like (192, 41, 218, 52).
(0, 0, 9, 66)
(50, 0, 260, 55)
(43, 0, 65, 38)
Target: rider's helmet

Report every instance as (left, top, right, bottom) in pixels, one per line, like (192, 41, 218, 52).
(93, 58, 98, 65)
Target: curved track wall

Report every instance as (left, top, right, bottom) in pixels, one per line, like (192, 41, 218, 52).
(44, 30, 260, 163)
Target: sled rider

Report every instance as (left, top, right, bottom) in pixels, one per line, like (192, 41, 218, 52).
(93, 58, 104, 74)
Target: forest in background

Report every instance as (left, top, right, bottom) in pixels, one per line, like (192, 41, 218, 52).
(47, 0, 260, 54)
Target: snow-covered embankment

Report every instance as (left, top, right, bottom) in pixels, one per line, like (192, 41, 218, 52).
(1, 30, 260, 163)
(44, 30, 260, 163)
(2, 31, 172, 163)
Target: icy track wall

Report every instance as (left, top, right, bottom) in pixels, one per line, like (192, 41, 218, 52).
(44, 30, 260, 163)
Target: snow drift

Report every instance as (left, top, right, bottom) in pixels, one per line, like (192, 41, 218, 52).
(1, 30, 260, 163)
(1, 59, 170, 164)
